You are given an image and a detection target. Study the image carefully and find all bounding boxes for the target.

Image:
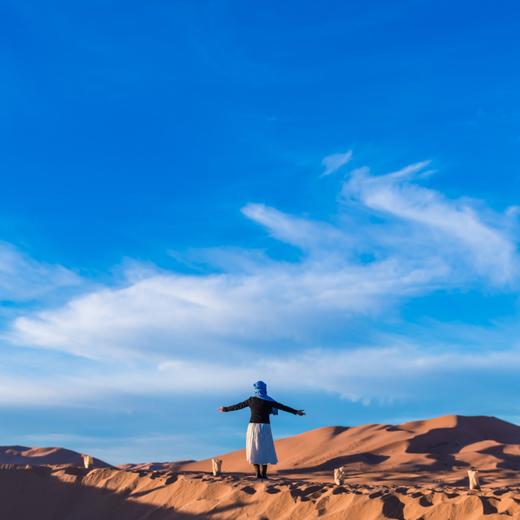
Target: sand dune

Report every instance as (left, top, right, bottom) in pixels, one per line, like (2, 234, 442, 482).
(2, 415, 520, 518)
(179, 415, 520, 485)
(0, 445, 109, 468)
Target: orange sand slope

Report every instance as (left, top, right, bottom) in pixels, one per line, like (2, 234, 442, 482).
(1, 465, 520, 519)
(0, 445, 109, 468)
(179, 415, 520, 485)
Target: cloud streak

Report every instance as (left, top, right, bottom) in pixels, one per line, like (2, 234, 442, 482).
(321, 150, 353, 176)
(4, 338, 520, 408)
(3, 157, 520, 411)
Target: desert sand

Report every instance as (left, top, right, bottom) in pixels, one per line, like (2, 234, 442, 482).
(1, 415, 520, 519)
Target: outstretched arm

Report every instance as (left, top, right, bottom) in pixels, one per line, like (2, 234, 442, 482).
(273, 401, 305, 416)
(218, 398, 250, 413)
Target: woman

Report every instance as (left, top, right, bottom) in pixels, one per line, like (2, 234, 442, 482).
(219, 381, 305, 480)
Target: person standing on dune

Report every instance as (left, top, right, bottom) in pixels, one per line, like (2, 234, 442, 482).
(218, 381, 305, 480)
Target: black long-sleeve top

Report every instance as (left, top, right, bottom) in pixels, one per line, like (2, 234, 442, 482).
(222, 396, 298, 424)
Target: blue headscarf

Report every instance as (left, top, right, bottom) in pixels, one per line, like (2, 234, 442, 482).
(253, 380, 278, 415)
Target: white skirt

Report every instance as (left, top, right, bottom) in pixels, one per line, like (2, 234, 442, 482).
(246, 423, 278, 465)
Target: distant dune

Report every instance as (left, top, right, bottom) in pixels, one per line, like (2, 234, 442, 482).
(1, 415, 520, 519)
(0, 445, 109, 468)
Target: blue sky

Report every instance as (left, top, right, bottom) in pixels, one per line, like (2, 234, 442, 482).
(2, 0, 520, 464)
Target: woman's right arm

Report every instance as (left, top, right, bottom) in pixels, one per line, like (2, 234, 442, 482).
(219, 398, 250, 412)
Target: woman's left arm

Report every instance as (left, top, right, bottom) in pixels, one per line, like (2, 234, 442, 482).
(274, 401, 305, 416)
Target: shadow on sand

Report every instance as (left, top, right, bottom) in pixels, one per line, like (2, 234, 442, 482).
(0, 466, 243, 519)
(403, 416, 520, 474)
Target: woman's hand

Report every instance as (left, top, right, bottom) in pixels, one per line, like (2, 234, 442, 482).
(218, 406, 225, 412)
(297, 410, 305, 416)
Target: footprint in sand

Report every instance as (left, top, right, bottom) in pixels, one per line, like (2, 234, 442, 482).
(444, 492, 459, 498)
(418, 494, 434, 507)
(381, 494, 405, 520)
(369, 489, 388, 499)
(240, 485, 257, 495)
(164, 474, 178, 485)
(479, 496, 499, 515)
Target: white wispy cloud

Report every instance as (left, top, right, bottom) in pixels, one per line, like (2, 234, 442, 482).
(241, 203, 352, 253)
(342, 161, 518, 285)
(0, 242, 81, 302)
(10, 257, 442, 360)
(321, 150, 353, 176)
